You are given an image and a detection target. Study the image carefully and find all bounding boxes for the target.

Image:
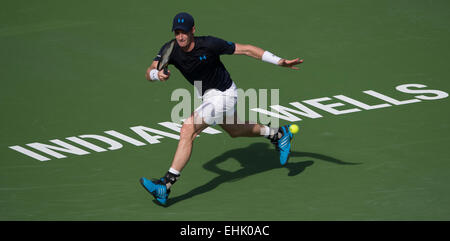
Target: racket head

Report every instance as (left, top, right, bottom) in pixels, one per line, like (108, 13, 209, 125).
(157, 40, 175, 71)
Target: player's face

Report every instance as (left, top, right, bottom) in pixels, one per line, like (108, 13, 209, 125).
(174, 28, 194, 48)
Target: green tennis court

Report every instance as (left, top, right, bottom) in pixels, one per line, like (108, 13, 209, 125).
(1, 0, 449, 220)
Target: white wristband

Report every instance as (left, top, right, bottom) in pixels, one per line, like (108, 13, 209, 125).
(262, 51, 282, 65)
(149, 69, 160, 81)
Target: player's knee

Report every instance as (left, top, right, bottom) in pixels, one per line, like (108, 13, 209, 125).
(180, 123, 196, 141)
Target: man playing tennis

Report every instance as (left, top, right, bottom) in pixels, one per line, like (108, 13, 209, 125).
(141, 12, 303, 205)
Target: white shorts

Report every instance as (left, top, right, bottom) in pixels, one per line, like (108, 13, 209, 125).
(194, 82, 238, 125)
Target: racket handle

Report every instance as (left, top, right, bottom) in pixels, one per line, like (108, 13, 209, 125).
(163, 67, 169, 75)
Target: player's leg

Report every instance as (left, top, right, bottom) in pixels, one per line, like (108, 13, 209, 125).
(220, 113, 295, 165)
(220, 112, 284, 139)
(140, 112, 209, 205)
(170, 112, 209, 172)
(215, 83, 289, 141)
(220, 114, 270, 138)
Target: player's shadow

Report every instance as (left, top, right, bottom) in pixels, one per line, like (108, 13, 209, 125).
(164, 142, 359, 207)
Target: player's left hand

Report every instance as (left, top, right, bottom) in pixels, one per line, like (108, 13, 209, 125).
(278, 58, 303, 69)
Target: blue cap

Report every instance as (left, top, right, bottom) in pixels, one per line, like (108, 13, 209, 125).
(172, 12, 194, 32)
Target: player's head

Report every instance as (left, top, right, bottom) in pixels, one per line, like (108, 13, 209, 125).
(172, 12, 195, 48)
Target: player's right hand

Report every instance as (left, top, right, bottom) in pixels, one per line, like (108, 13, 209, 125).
(158, 69, 170, 81)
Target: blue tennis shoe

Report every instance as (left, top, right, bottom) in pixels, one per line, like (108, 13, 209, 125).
(139, 177, 170, 205)
(276, 125, 294, 165)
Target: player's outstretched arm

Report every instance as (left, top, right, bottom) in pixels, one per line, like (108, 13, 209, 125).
(233, 43, 265, 59)
(234, 43, 303, 69)
(145, 60, 171, 82)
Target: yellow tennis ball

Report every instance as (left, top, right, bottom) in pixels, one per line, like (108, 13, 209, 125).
(289, 124, 299, 134)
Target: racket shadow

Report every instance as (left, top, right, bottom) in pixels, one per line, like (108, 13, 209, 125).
(165, 142, 358, 207)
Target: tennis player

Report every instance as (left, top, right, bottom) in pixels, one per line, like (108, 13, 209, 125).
(141, 12, 303, 205)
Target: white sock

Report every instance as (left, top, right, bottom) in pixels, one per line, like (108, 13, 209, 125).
(260, 125, 271, 137)
(169, 167, 180, 176)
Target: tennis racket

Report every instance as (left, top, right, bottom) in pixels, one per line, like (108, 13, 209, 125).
(157, 40, 175, 75)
